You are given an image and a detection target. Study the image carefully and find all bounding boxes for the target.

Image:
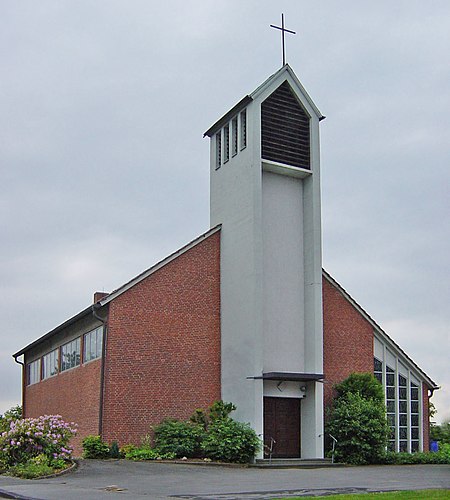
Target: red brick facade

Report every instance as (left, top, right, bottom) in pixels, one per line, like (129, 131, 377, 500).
(101, 231, 221, 446)
(24, 359, 102, 453)
(20, 232, 434, 455)
(322, 276, 374, 412)
(322, 274, 433, 452)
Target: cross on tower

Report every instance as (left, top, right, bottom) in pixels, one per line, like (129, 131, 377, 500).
(270, 13, 296, 66)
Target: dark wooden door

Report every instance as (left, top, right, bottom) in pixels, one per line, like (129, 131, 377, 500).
(263, 397, 301, 458)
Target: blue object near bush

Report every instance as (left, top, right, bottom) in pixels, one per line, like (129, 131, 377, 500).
(430, 441, 439, 452)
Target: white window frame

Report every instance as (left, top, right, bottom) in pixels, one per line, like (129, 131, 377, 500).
(27, 359, 41, 385)
(61, 337, 81, 372)
(83, 326, 103, 363)
(374, 351, 424, 453)
(42, 349, 59, 379)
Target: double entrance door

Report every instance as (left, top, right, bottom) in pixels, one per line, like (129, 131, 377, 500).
(263, 396, 301, 458)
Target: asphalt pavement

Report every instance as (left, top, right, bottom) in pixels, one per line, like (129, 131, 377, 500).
(0, 460, 449, 500)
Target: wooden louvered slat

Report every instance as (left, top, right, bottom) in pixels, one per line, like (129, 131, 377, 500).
(263, 142, 310, 159)
(262, 111, 309, 130)
(263, 129, 310, 147)
(261, 81, 310, 169)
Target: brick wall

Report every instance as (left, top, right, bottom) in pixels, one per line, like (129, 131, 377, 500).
(422, 383, 430, 451)
(322, 276, 374, 413)
(101, 231, 221, 446)
(24, 359, 102, 455)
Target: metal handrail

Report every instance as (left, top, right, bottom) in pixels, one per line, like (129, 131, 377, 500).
(259, 434, 277, 464)
(329, 434, 338, 464)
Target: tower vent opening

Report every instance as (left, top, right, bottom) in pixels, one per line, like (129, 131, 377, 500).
(261, 81, 310, 169)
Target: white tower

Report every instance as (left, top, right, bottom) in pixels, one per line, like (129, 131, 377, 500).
(205, 65, 324, 459)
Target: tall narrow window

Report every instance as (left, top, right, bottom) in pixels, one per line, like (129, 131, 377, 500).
(215, 131, 222, 169)
(224, 124, 230, 163)
(374, 357, 382, 384)
(232, 116, 238, 156)
(374, 354, 424, 453)
(398, 374, 408, 452)
(240, 109, 247, 150)
(27, 359, 41, 385)
(410, 382, 419, 452)
(84, 326, 103, 362)
(386, 365, 396, 451)
(43, 349, 59, 379)
(61, 338, 81, 371)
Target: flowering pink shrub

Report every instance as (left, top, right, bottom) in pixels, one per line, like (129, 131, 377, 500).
(0, 415, 77, 466)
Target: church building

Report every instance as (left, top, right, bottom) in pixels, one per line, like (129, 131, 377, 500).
(13, 65, 438, 459)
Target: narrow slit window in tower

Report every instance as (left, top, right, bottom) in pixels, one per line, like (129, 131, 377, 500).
(240, 109, 247, 150)
(215, 131, 222, 169)
(224, 124, 230, 163)
(232, 116, 238, 156)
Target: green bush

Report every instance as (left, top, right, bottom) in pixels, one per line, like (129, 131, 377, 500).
(326, 374, 389, 465)
(109, 441, 120, 458)
(5, 452, 69, 478)
(201, 418, 261, 463)
(142, 401, 260, 464)
(119, 444, 136, 457)
(189, 401, 236, 429)
(189, 408, 209, 429)
(207, 401, 236, 422)
(7, 461, 55, 479)
(153, 419, 205, 458)
(430, 421, 450, 445)
(125, 448, 176, 461)
(380, 444, 450, 464)
(334, 373, 385, 403)
(81, 435, 110, 459)
(435, 442, 450, 462)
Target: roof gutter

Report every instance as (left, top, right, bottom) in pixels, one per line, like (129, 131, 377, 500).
(429, 386, 440, 398)
(13, 353, 24, 368)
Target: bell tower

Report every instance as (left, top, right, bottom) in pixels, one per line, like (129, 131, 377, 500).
(204, 65, 324, 459)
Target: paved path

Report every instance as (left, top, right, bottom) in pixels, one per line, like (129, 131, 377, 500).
(0, 461, 449, 500)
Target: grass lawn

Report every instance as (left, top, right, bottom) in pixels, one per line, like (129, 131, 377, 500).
(278, 490, 450, 499)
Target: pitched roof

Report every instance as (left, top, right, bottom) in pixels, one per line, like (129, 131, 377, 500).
(97, 224, 221, 306)
(322, 269, 439, 390)
(204, 64, 324, 138)
(13, 225, 221, 358)
(13, 305, 93, 358)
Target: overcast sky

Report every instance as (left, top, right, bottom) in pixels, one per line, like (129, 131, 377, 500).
(1, 1, 449, 424)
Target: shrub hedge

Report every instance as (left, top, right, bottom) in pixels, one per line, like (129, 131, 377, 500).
(81, 435, 110, 459)
(200, 418, 261, 463)
(379, 443, 450, 465)
(153, 419, 204, 458)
